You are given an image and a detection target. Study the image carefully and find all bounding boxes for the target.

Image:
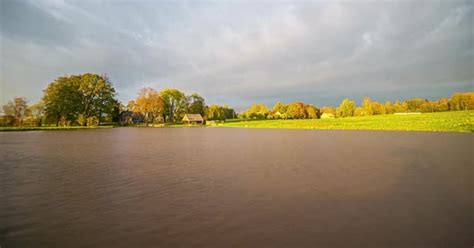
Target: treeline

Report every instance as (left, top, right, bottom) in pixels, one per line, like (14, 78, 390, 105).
(0, 73, 235, 127)
(239, 102, 319, 119)
(238, 92, 474, 120)
(1, 72, 472, 126)
(330, 93, 474, 118)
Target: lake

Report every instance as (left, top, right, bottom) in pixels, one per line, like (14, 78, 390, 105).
(0, 128, 472, 247)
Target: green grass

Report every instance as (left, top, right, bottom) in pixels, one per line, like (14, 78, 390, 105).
(0, 125, 114, 132)
(213, 111, 474, 132)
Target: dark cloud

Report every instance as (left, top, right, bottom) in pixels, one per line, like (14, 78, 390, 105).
(1, 0, 472, 110)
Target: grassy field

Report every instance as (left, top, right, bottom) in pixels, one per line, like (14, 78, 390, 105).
(0, 126, 114, 132)
(212, 111, 474, 132)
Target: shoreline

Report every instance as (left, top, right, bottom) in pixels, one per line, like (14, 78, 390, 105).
(1, 111, 472, 133)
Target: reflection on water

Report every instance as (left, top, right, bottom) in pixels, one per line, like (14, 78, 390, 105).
(0, 128, 472, 247)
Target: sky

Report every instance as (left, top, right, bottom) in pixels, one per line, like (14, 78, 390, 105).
(0, 0, 472, 111)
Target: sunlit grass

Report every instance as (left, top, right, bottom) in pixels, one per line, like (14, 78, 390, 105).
(214, 111, 474, 132)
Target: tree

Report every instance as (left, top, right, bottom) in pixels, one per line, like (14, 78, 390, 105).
(336, 98, 355, 117)
(78, 74, 117, 125)
(110, 100, 124, 123)
(371, 102, 385, 115)
(207, 105, 223, 121)
(42, 74, 117, 126)
(306, 104, 319, 119)
(286, 102, 307, 119)
(271, 102, 288, 119)
(43, 76, 80, 125)
(241, 103, 270, 119)
(405, 98, 426, 112)
(28, 102, 45, 127)
(436, 98, 450, 112)
(450, 92, 474, 111)
(2, 97, 28, 126)
(134, 88, 164, 126)
(188, 93, 206, 116)
(393, 100, 407, 113)
(362, 97, 373, 116)
(160, 88, 187, 123)
(385, 101, 394, 114)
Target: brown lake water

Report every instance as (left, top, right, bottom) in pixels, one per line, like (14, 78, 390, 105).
(0, 128, 472, 247)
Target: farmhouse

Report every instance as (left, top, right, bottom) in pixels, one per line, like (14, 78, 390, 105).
(182, 114, 204, 124)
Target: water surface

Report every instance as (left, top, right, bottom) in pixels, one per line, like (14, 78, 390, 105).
(0, 128, 472, 247)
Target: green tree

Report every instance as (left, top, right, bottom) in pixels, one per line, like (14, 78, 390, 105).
(80, 74, 117, 125)
(110, 100, 124, 123)
(160, 88, 187, 122)
(42, 74, 117, 126)
(188, 93, 206, 116)
(336, 98, 355, 117)
(206, 105, 224, 121)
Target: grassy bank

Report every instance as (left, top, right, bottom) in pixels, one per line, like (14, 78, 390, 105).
(0, 126, 114, 132)
(213, 111, 474, 132)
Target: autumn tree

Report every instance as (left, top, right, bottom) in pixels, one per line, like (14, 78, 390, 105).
(271, 102, 288, 119)
(385, 101, 394, 114)
(450, 92, 474, 111)
(306, 104, 319, 119)
(286, 102, 307, 119)
(240, 103, 270, 119)
(405, 98, 427, 112)
(393, 100, 407, 113)
(371, 102, 385, 115)
(436, 98, 450, 112)
(134, 88, 164, 126)
(362, 97, 373, 116)
(336, 98, 355, 117)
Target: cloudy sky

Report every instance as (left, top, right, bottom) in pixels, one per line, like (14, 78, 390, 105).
(0, 0, 472, 110)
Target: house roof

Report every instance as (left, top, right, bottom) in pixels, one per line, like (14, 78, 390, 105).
(183, 114, 204, 121)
